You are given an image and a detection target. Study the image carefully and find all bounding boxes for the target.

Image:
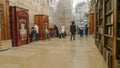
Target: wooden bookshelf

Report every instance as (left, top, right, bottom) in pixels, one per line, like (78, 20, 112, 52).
(104, 34, 113, 38)
(117, 38, 120, 41)
(116, 0, 120, 68)
(95, 0, 120, 68)
(95, 0, 104, 55)
(106, 9, 113, 16)
(106, 23, 113, 26)
(106, 45, 112, 51)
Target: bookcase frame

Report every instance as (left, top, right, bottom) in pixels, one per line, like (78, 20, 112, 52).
(95, 0, 120, 68)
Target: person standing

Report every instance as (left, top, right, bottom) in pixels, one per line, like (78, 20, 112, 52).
(61, 25, 65, 38)
(70, 21, 76, 41)
(54, 25, 59, 37)
(30, 27, 37, 42)
(34, 24, 39, 40)
(45, 23, 50, 41)
(79, 23, 83, 37)
(61, 25, 65, 37)
(85, 24, 89, 36)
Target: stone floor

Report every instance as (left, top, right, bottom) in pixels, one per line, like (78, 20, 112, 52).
(0, 35, 108, 68)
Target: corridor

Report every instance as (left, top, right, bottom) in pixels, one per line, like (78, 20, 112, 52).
(0, 36, 108, 68)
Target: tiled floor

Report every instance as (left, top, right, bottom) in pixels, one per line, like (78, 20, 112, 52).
(0, 35, 108, 68)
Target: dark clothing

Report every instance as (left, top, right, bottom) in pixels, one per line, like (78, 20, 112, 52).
(85, 27, 89, 36)
(54, 26, 59, 37)
(70, 25, 76, 33)
(79, 28, 83, 37)
(70, 24, 76, 41)
(36, 33, 39, 41)
(30, 29, 37, 42)
(70, 33, 75, 40)
(59, 33, 64, 39)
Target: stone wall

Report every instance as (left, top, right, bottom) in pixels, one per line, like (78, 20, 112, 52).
(49, 0, 73, 35)
(9, 0, 49, 28)
(8, 0, 73, 35)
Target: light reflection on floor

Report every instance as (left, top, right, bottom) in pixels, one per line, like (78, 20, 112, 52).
(0, 35, 108, 68)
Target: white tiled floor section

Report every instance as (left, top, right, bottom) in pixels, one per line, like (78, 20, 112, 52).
(0, 35, 108, 68)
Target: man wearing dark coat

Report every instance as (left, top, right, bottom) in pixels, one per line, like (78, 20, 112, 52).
(70, 21, 76, 41)
(30, 27, 37, 42)
(54, 25, 59, 37)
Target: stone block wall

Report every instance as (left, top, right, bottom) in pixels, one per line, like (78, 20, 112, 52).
(8, 0, 73, 35)
(9, 0, 49, 28)
(49, 0, 73, 35)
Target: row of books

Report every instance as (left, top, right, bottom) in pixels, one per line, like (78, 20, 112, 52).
(99, 10, 103, 18)
(98, 25, 103, 34)
(99, 35, 102, 40)
(96, 14, 99, 21)
(118, 23, 120, 37)
(105, 0, 112, 13)
(119, 10, 120, 23)
(96, 27, 99, 32)
(95, 34, 99, 39)
(116, 41, 120, 59)
(107, 38, 113, 48)
(98, 42, 103, 54)
(100, 0, 103, 7)
(103, 48, 112, 68)
(99, 19, 103, 25)
(106, 13, 113, 24)
(106, 26, 113, 36)
(116, 8, 120, 68)
(116, 59, 120, 68)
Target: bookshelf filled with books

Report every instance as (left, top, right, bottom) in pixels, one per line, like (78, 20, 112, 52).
(95, 1, 99, 46)
(116, 0, 120, 68)
(95, 0, 104, 54)
(95, 0, 120, 68)
(104, 2, 113, 68)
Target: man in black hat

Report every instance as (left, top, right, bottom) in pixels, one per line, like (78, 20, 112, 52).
(70, 21, 76, 41)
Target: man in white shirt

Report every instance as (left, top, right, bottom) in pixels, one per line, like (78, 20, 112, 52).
(34, 24, 39, 34)
(34, 24, 39, 40)
(60, 25, 65, 38)
(61, 25, 65, 34)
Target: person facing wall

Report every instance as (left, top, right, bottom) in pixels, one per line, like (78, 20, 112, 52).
(54, 25, 59, 37)
(34, 24, 39, 40)
(30, 27, 37, 42)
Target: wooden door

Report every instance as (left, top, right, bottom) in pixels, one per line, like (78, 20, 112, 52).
(39, 15, 45, 40)
(34, 15, 40, 39)
(34, 15, 49, 40)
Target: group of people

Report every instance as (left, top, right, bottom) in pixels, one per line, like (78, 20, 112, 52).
(78, 24, 89, 37)
(30, 24, 39, 42)
(30, 21, 89, 42)
(54, 25, 67, 39)
(30, 23, 51, 42)
(70, 21, 89, 41)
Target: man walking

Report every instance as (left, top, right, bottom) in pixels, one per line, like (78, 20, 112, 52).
(70, 21, 76, 41)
